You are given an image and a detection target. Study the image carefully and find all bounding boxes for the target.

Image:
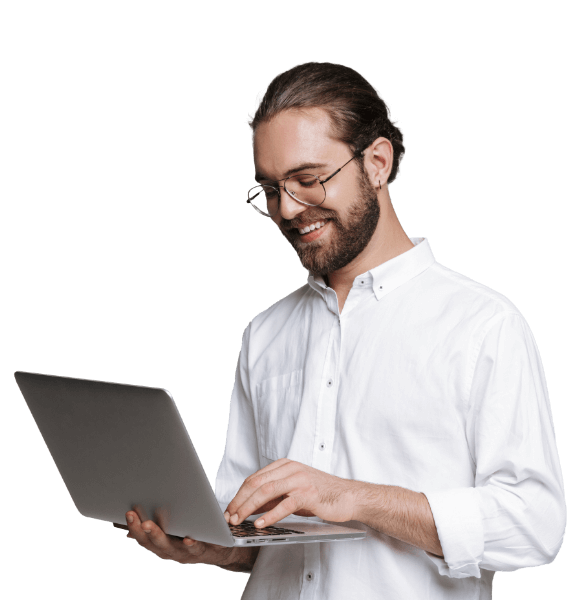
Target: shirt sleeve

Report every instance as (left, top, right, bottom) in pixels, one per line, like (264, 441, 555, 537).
(215, 323, 261, 512)
(423, 312, 566, 578)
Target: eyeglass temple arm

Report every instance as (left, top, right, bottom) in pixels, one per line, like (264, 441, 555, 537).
(318, 152, 363, 185)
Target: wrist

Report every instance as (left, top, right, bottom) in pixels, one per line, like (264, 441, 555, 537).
(348, 479, 372, 523)
(218, 546, 259, 573)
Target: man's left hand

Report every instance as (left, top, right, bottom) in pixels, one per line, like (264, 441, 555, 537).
(224, 459, 358, 528)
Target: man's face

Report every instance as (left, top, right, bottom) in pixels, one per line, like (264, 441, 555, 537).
(253, 108, 380, 276)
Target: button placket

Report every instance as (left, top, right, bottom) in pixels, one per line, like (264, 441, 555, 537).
(312, 318, 340, 471)
(300, 541, 320, 599)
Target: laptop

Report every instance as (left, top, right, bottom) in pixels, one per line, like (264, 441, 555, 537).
(15, 371, 366, 547)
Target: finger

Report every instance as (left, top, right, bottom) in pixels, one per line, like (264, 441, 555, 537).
(126, 512, 169, 558)
(127, 517, 205, 563)
(253, 495, 303, 528)
(233, 473, 301, 525)
(141, 520, 178, 559)
(229, 496, 287, 524)
(126, 511, 150, 546)
(225, 461, 290, 521)
(226, 461, 299, 522)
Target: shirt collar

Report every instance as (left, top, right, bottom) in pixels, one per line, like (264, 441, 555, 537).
(307, 237, 435, 300)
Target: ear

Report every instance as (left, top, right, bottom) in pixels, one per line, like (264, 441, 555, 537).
(363, 137, 393, 189)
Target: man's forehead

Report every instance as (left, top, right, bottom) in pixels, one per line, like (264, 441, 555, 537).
(253, 108, 341, 182)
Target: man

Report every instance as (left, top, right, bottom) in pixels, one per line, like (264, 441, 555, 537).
(124, 63, 566, 599)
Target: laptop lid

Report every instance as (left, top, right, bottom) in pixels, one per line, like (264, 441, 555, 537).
(15, 371, 366, 547)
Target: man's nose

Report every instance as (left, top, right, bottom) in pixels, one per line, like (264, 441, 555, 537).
(278, 187, 308, 221)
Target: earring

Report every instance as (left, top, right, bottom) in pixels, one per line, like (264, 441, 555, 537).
(379, 180, 381, 190)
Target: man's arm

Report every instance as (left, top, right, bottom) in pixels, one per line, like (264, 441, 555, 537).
(224, 459, 443, 557)
(351, 482, 443, 557)
(218, 546, 260, 573)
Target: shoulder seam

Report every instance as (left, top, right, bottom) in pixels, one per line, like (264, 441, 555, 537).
(432, 262, 517, 310)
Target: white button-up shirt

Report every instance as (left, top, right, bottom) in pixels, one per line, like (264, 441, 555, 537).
(216, 237, 566, 599)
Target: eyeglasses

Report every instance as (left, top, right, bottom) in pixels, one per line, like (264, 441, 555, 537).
(247, 152, 362, 218)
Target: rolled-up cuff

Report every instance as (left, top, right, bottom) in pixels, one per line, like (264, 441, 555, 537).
(422, 487, 484, 579)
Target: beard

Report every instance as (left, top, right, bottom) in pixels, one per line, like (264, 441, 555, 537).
(279, 167, 381, 276)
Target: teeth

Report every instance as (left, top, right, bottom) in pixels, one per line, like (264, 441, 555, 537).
(299, 220, 326, 235)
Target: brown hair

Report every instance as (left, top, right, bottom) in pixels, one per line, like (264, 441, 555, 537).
(250, 62, 405, 184)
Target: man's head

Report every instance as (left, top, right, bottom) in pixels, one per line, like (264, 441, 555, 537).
(250, 63, 405, 276)
(251, 63, 405, 183)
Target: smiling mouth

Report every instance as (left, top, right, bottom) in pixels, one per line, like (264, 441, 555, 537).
(293, 219, 330, 236)
(297, 220, 327, 235)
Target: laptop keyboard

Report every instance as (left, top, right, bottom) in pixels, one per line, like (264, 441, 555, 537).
(229, 521, 306, 538)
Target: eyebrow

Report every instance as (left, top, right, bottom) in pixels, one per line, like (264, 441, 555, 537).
(255, 162, 328, 183)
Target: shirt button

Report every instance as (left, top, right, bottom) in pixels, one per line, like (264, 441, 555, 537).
(326, 378, 333, 388)
(306, 572, 314, 581)
(319, 442, 326, 451)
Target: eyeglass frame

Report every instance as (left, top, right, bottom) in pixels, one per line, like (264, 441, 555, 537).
(246, 150, 364, 218)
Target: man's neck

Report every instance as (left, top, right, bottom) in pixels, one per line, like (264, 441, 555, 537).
(326, 200, 414, 312)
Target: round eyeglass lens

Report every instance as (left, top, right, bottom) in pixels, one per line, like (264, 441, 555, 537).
(248, 175, 325, 217)
(284, 174, 325, 206)
(247, 185, 279, 216)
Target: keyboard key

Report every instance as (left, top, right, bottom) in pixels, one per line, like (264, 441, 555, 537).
(229, 521, 304, 537)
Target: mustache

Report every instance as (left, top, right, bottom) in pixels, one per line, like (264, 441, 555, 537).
(280, 208, 339, 233)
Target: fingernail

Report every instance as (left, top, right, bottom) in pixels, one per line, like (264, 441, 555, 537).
(230, 513, 239, 524)
(143, 528, 151, 533)
(224, 511, 230, 520)
(127, 514, 133, 524)
(255, 519, 264, 527)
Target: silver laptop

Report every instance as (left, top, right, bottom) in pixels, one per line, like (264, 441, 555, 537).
(15, 372, 366, 547)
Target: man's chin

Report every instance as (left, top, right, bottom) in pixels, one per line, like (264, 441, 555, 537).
(298, 252, 328, 277)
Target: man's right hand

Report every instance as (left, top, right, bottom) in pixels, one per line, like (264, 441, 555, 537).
(124, 511, 257, 571)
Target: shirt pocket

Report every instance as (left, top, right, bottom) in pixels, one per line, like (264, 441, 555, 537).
(256, 369, 303, 461)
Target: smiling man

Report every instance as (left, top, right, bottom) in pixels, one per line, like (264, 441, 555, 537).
(247, 111, 415, 315)
(125, 63, 566, 599)
(216, 62, 566, 600)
